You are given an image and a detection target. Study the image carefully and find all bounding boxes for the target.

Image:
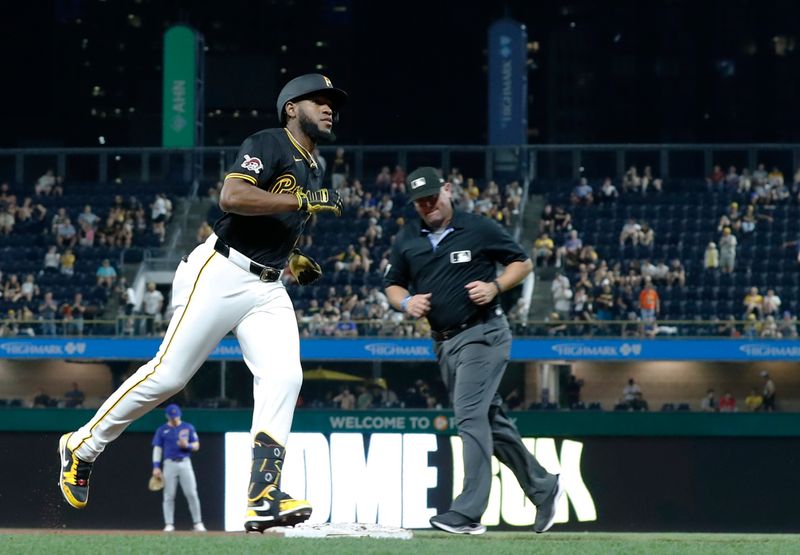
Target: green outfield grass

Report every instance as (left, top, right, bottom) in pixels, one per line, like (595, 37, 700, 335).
(2, 532, 800, 555)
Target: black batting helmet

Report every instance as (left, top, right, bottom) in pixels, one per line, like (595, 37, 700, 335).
(276, 73, 348, 124)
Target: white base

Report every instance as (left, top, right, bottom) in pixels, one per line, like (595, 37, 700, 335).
(263, 522, 413, 540)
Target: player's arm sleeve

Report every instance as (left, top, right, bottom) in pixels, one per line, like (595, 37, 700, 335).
(482, 219, 530, 266)
(152, 427, 163, 447)
(152, 446, 163, 469)
(190, 425, 200, 451)
(225, 133, 280, 188)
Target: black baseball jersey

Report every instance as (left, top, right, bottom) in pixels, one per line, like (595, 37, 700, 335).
(384, 210, 529, 332)
(214, 128, 323, 266)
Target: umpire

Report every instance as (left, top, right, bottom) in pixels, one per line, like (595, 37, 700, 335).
(384, 167, 562, 535)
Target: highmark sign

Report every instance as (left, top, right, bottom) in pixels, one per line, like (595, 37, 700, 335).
(224, 432, 597, 531)
(2, 338, 800, 361)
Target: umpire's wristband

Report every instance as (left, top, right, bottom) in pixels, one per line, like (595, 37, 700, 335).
(400, 295, 412, 313)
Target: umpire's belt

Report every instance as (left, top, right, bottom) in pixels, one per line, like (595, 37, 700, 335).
(214, 237, 281, 282)
(431, 307, 503, 342)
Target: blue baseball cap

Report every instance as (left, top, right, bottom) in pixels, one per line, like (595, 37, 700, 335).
(165, 404, 181, 418)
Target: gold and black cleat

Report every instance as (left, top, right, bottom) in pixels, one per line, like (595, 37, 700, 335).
(244, 484, 312, 533)
(58, 433, 93, 509)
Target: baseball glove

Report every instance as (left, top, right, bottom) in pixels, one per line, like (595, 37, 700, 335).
(288, 248, 322, 285)
(295, 188, 343, 216)
(148, 474, 164, 492)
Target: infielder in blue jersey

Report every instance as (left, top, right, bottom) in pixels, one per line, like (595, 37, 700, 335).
(152, 404, 206, 532)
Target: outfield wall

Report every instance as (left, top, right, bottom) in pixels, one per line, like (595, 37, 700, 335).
(4, 410, 800, 532)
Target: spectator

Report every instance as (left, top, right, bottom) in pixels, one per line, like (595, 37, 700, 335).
(570, 177, 593, 205)
(150, 193, 169, 243)
(597, 177, 618, 203)
(724, 166, 740, 190)
(700, 389, 717, 412)
(32, 387, 52, 408)
(572, 287, 594, 322)
(762, 289, 781, 318)
(703, 242, 719, 270)
(556, 230, 583, 268)
(35, 169, 61, 196)
(375, 166, 392, 190)
(533, 233, 555, 268)
(619, 218, 641, 246)
(78, 221, 96, 247)
(760, 315, 780, 338)
(638, 222, 655, 254)
(639, 279, 660, 321)
(77, 204, 99, 229)
(719, 391, 737, 412)
(355, 385, 373, 409)
(761, 371, 776, 411)
(63, 292, 86, 336)
(652, 260, 670, 285)
(665, 258, 686, 287)
(64, 382, 86, 408)
(551, 272, 573, 321)
(20, 273, 39, 303)
(565, 374, 584, 408)
(744, 387, 763, 412)
(43, 246, 60, 273)
(621, 378, 648, 410)
(332, 386, 356, 410)
(60, 248, 76, 276)
(594, 283, 615, 321)
(719, 227, 737, 273)
(622, 166, 641, 193)
(142, 282, 164, 335)
(641, 166, 663, 194)
(330, 147, 349, 189)
(4, 273, 22, 302)
(743, 287, 763, 319)
(0, 206, 13, 234)
(96, 259, 118, 288)
(743, 313, 760, 339)
(767, 165, 784, 187)
(706, 164, 725, 192)
(539, 204, 555, 235)
(553, 205, 572, 232)
(38, 291, 58, 336)
(778, 311, 798, 338)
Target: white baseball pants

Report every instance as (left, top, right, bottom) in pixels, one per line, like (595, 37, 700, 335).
(68, 234, 302, 461)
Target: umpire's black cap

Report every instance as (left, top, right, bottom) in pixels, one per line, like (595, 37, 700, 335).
(407, 167, 445, 202)
(276, 73, 348, 124)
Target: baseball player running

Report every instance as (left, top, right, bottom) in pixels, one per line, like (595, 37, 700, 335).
(384, 167, 563, 535)
(58, 73, 347, 532)
(152, 404, 205, 532)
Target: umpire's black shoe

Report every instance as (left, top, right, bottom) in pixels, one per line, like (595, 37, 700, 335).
(58, 433, 93, 509)
(244, 484, 312, 532)
(430, 511, 487, 535)
(533, 475, 564, 533)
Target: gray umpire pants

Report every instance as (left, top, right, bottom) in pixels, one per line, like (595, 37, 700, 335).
(163, 458, 203, 525)
(436, 315, 558, 521)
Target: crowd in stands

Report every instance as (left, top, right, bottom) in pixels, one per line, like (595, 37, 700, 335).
(0, 170, 176, 336)
(539, 163, 800, 337)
